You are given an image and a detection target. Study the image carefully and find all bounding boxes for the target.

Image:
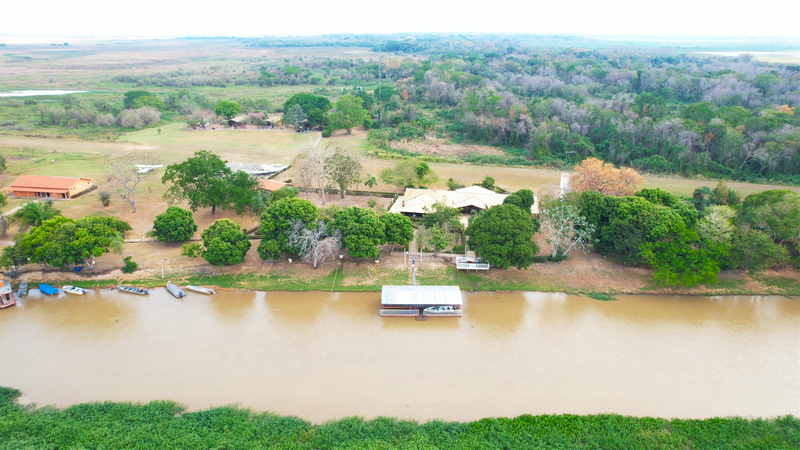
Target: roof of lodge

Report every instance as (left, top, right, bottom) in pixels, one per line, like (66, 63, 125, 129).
(380, 285, 462, 306)
(389, 186, 539, 215)
(3, 175, 90, 192)
(258, 179, 288, 191)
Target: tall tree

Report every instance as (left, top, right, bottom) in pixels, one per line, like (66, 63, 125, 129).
(380, 212, 414, 252)
(258, 197, 318, 260)
(162, 151, 256, 214)
(214, 100, 242, 120)
(195, 219, 251, 266)
(380, 159, 438, 189)
(282, 104, 307, 128)
(326, 143, 363, 198)
(539, 204, 595, 258)
(105, 153, 160, 213)
(152, 206, 197, 242)
(283, 93, 331, 127)
(573, 158, 642, 197)
(333, 207, 386, 259)
(292, 142, 331, 204)
(286, 220, 340, 269)
(466, 205, 541, 269)
(328, 94, 368, 135)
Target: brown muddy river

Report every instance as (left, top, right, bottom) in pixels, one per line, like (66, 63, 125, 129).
(0, 288, 797, 422)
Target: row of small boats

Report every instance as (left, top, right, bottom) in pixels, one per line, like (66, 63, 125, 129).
(15, 281, 215, 298)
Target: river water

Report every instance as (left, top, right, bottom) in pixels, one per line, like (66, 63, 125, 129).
(0, 289, 797, 422)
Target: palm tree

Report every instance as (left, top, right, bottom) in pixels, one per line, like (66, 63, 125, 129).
(109, 232, 124, 261)
(11, 200, 62, 230)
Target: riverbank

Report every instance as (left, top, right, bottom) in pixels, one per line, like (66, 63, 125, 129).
(11, 259, 800, 297)
(0, 387, 796, 449)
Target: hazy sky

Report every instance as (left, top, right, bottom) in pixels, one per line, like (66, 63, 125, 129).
(4, 0, 799, 37)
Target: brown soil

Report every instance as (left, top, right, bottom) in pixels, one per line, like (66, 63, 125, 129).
(388, 137, 506, 158)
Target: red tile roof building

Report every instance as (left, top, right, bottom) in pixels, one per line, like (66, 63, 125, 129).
(2, 175, 93, 199)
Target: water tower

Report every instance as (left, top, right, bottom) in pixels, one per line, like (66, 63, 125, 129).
(559, 173, 570, 198)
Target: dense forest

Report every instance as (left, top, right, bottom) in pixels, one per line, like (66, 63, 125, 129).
(1, 34, 798, 184)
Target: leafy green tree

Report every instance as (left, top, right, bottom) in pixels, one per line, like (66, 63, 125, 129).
(131, 95, 165, 111)
(328, 95, 368, 135)
(0, 154, 6, 173)
(199, 219, 251, 266)
(327, 146, 363, 198)
(639, 227, 721, 287)
(421, 201, 461, 230)
(20, 216, 131, 271)
(739, 190, 800, 245)
(466, 204, 540, 269)
(503, 189, 535, 211)
(258, 198, 318, 260)
(214, 100, 242, 120)
(479, 176, 496, 191)
(162, 150, 257, 214)
(352, 90, 374, 110)
(726, 228, 789, 271)
(682, 102, 715, 124)
(417, 224, 451, 257)
(123, 90, 153, 109)
(283, 93, 331, 127)
(152, 206, 197, 242)
(364, 175, 377, 192)
(696, 205, 735, 245)
(446, 178, 463, 191)
(282, 104, 307, 128)
(333, 207, 385, 259)
(380, 159, 438, 188)
(633, 92, 668, 121)
(10, 200, 62, 231)
(380, 213, 414, 250)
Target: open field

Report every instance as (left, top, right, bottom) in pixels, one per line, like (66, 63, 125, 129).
(2, 127, 799, 225)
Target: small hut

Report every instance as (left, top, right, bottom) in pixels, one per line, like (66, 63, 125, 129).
(228, 115, 249, 128)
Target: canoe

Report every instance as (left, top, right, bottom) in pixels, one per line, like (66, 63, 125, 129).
(38, 284, 59, 296)
(166, 282, 185, 299)
(117, 285, 149, 295)
(63, 286, 87, 295)
(0, 298, 14, 309)
(17, 281, 28, 297)
(186, 285, 216, 295)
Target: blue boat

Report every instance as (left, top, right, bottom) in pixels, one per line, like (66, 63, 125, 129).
(38, 284, 59, 296)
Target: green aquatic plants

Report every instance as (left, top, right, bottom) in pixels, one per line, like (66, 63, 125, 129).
(0, 387, 797, 449)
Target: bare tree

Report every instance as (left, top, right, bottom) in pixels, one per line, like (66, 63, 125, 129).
(105, 154, 160, 213)
(187, 109, 215, 128)
(292, 142, 330, 204)
(539, 204, 595, 259)
(287, 219, 341, 269)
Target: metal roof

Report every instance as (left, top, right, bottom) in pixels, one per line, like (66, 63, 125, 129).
(380, 285, 462, 306)
(4, 175, 90, 192)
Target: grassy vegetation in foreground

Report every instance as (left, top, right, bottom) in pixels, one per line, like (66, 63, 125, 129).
(0, 387, 796, 449)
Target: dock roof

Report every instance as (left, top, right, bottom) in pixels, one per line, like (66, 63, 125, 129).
(380, 285, 462, 306)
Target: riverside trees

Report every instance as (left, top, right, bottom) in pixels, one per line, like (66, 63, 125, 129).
(466, 204, 540, 270)
(0, 216, 131, 271)
(152, 206, 197, 242)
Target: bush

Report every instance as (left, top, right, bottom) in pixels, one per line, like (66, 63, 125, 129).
(451, 244, 465, 254)
(322, 128, 333, 137)
(121, 256, 138, 274)
(98, 192, 111, 207)
(152, 206, 197, 242)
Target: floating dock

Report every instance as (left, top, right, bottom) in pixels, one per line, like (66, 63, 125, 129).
(380, 285, 462, 317)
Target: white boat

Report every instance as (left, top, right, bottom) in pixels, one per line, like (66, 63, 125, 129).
(166, 282, 186, 299)
(423, 305, 462, 317)
(186, 285, 215, 295)
(63, 286, 87, 295)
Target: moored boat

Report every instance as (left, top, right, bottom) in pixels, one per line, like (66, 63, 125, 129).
(186, 285, 216, 295)
(17, 281, 28, 298)
(38, 284, 59, 296)
(166, 282, 186, 299)
(0, 275, 16, 308)
(63, 286, 87, 295)
(117, 285, 149, 295)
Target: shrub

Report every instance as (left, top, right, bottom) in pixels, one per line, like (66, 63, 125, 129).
(121, 256, 138, 274)
(152, 206, 197, 242)
(98, 192, 111, 207)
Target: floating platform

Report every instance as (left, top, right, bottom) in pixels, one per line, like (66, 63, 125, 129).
(379, 285, 462, 317)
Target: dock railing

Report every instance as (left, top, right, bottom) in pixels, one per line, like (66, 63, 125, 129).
(456, 257, 490, 271)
